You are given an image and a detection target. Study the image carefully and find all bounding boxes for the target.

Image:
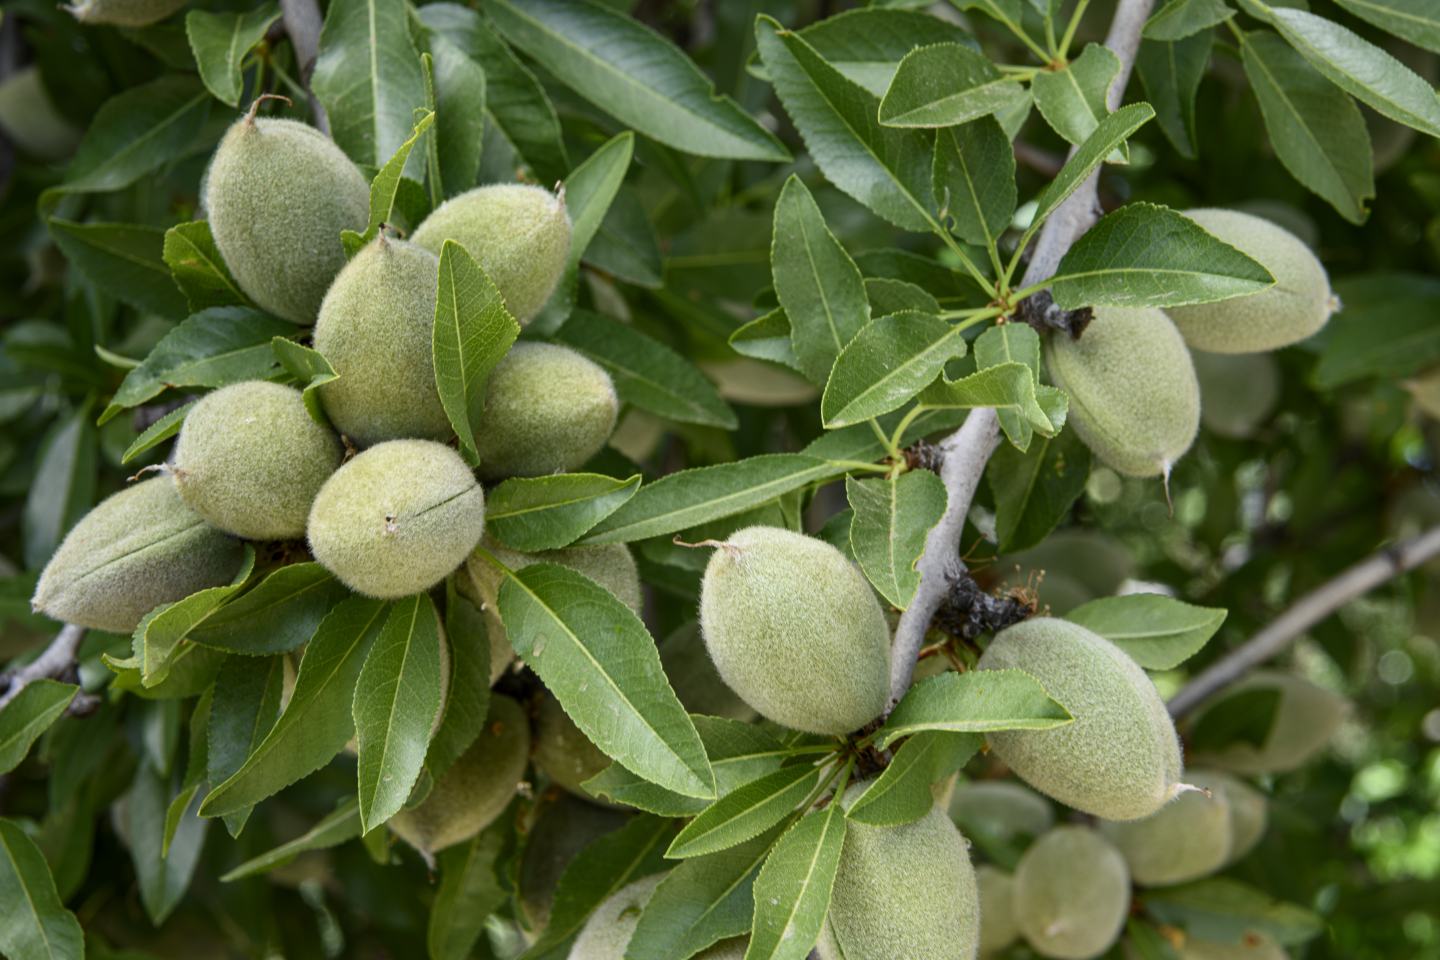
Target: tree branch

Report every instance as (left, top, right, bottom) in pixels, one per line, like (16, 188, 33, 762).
(0, 624, 88, 712)
(1167, 525, 1440, 719)
(885, 0, 1158, 712)
(281, 0, 330, 135)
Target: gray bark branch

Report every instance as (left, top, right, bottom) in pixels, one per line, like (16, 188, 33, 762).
(885, 0, 1158, 712)
(1167, 525, 1440, 718)
(0, 623, 87, 712)
(281, 0, 330, 135)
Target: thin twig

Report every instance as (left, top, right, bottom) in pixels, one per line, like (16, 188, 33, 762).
(1167, 525, 1440, 718)
(884, 0, 1157, 713)
(280, 0, 329, 135)
(0, 624, 87, 712)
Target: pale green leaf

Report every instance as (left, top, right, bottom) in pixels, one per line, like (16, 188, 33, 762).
(744, 802, 846, 960)
(163, 220, 251, 311)
(876, 670, 1074, 748)
(487, 473, 641, 552)
(1032, 44, 1125, 155)
(342, 111, 436, 255)
(1066, 595, 1227, 670)
(879, 42, 1027, 128)
(846, 471, 948, 609)
(1145, 0, 1235, 39)
(667, 764, 822, 860)
(821, 312, 967, 427)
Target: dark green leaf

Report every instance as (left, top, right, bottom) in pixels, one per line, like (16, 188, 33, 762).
(1025, 103, 1155, 243)
(128, 758, 208, 925)
(988, 426, 1091, 553)
(48, 219, 188, 319)
(845, 732, 981, 826)
(163, 220, 252, 311)
(425, 33, 487, 198)
(1332, 0, 1440, 55)
(429, 818, 509, 960)
(1032, 44, 1124, 153)
(138, 548, 256, 687)
(1144, 877, 1325, 946)
(207, 654, 287, 836)
(1145, 0, 1234, 39)
(0, 819, 84, 960)
(934, 117, 1016, 251)
(667, 764, 822, 860)
(121, 403, 195, 467)
(729, 309, 804, 372)
(821, 312, 967, 427)
(426, 580, 491, 780)
(185, 4, 281, 106)
(221, 799, 361, 881)
(1313, 274, 1440, 387)
(0, 681, 78, 776)
(22, 406, 96, 570)
(486, 473, 641, 551)
(191, 562, 349, 656)
(1137, 31, 1214, 159)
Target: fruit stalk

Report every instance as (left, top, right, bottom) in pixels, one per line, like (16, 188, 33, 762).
(888, 0, 1159, 712)
(1168, 523, 1440, 718)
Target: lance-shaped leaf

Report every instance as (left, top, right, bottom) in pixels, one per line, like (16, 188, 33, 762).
(1032, 44, 1125, 154)
(128, 757, 209, 925)
(271, 337, 339, 427)
(342, 111, 436, 256)
(553, 310, 736, 428)
(49, 219, 188, 319)
(208, 655, 287, 836)
(429, 818, 509, 960)
(494, 562, 714, 799)
(0, 819, 85, 960)
(988, 426, 1091, 553)
(1241, 30, 1373, 225)
(729, 308, 804, 372)
(879, 42, 1027, 128)
(822, 312, 968, 427)
(0, 680, 77, 776)
(486, 0, 787, 162)
(23, 406, 95, 571)
(917, 362, 1057, 440)
(667, 764, 822, 860)
(1066, 595, 1227, 670)
(122, 401, 195, 466)
(581, 454, 838, 544)
(846, 471, 948, 610)
(754, 16, 937, 233)
(1137, 30, 1214, 159)
(186, 4, 282, 107)
(1145, 0, 1235, 40)
(876, 670, 1074, 749)
(1333, 0, 1440, 55)
(200, 597, 387, 818)
(974, 323, 1042, 450)
(424, 34, 487, 200)
(425, 581, 490, 780)
(221, 799, 361, 881)
(163, 220, 250, 311)
(432, 240, 521, 464)
(486, 473, 641, 552)
(772, 176, 871, 387)
(313, 0, 428, 169)
(1022, 103, 1155, 249)
(191, 562, 348, 656)
(102, 307, 292, 423)
(1048, 202, 1276, 309)
(140, 547, 256, 687)
(628, 829, 779, 960)
(934, 117, 1016, 251)
(354, 594, 445, 832)
(519, 814, 673, 960)
(845, 732, 981, 827)
(1242, 0, 1440, 137)
(745, 802, 847, 960)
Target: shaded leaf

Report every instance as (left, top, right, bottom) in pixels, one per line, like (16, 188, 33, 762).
(1137, 31, 1215, 159)
(221, 799, 361, 881)
(22, 406, 96, 570)
(0, 819, 84, 960)
(426, 581, 491, 780)
(1146, 0, 1234, 39)
(191, 562, 349, 656)
(0, 680, 78, 776)
(934, 116, 1016, 250)
(988, 426, 1091, 553)
(186, 4, 281, 106)
(207, 654, 287, 836)
(429, 818, 509, 960)
(1024, 103, 1155, 244)
(49, 219, 187, 319)
(1145, 877, 1324, 946)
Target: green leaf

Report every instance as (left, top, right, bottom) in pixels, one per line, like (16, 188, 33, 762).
(846, 471, 947, 610)
(845, 732, 981, 827)
(207, 654, 287, 836)
(821, 311, 969, 428)
(627, 830, 777, 960)
(432, 240, 521, 464)
(916, 362, 1057, 440)
(429, 818, 509, 960)
(933, 117, 1016, 251)
(426, 581, 491, 780)
(879, 42, 1027, 128)
(1314, 273, 1440, 387)
(1240, 30, 1374, 224)
(1032, 44, 1125, 155)
(563, 131, 634, 268)
(729, 309, 804, 372)
(343, 111, 437, 256)
(1048, 202, 1276, 309)
(416, 2, 569, 182)
(745, 802, 847, 960)
(1244, 2, 1440, 137)
(553, 310, 736, 428)
(864, 278, 942, 317)
(1145, 0, 1234, 39)
(1144, 877, 1324, 947)
(1187, 686, 1281, 752)
(271, 338, 340, 427)
(200, 597, 387, 818)
(48, 219, 188, 319)
(755, 16, 938, 233)
(770, 176, 872, 387)
(586, 187, 663, 288)
(988, 426, 1091, 553)
(1066, 595, 1226, 670)
(424, 34, 487, 199)
(221, 799, 360, 882)
(0, 681, 77, 776)
(1025, 103, 1155, 243)
(581, 454, 837, 544)
(495, 562, 714, 799)
(22, 406, 96, 570)
(1136, 31, 1214, 159)
(973, 323, 1042, 451)
(1332, 0, 1440, 55)
(313, 0, 428, 169)
(185, 4, 281, 106)
(485, 0, 788, 162)
(190, 562, 349, 656)
(128, 758, 208, 925)
(0, 819, 84, 960)
(876, 670, 1074, 749)
(519, 814, 672, 960)
(667, 764, 822, 860)
(486, 473, 641, 552)
(354, 595, 445, 833)
(163, 220, 252, 311)
(139, 547, 257, 687)
(102, 307, 292, 423)
(44, 75, 210, 200)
